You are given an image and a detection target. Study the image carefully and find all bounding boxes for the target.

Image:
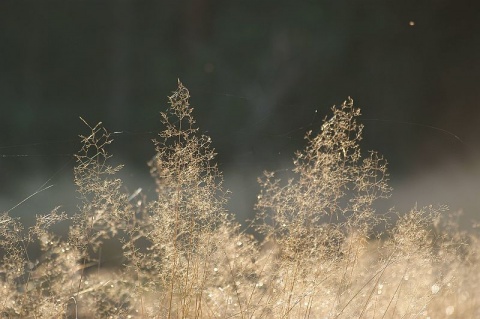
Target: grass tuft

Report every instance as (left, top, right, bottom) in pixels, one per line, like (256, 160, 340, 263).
(0, 81, 472, 318)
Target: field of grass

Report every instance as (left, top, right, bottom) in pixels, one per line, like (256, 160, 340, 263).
(1, 81, 477, 318)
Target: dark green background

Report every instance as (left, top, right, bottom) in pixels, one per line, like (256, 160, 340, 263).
(1, 1, 479, 222)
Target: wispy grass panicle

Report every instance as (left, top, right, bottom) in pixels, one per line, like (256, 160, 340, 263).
(149, 80, 225, 221)
(256, 99, 390, 259)
(253, 99, 450, 318)
(70, 118, 129, 252)
(124, 80, 242, 318)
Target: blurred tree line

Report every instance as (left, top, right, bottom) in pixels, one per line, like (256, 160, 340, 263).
(1, 0, 478, 218)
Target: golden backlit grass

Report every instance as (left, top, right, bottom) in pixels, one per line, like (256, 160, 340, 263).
(0, 81, 474, 318)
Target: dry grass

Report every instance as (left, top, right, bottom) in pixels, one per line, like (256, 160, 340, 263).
(0, 80, 473, 318)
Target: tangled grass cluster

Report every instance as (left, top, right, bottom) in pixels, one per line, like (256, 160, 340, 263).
(0, 81, 476, 318)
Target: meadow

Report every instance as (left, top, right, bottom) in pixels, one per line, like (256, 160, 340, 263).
(1, 81, 477, 318)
